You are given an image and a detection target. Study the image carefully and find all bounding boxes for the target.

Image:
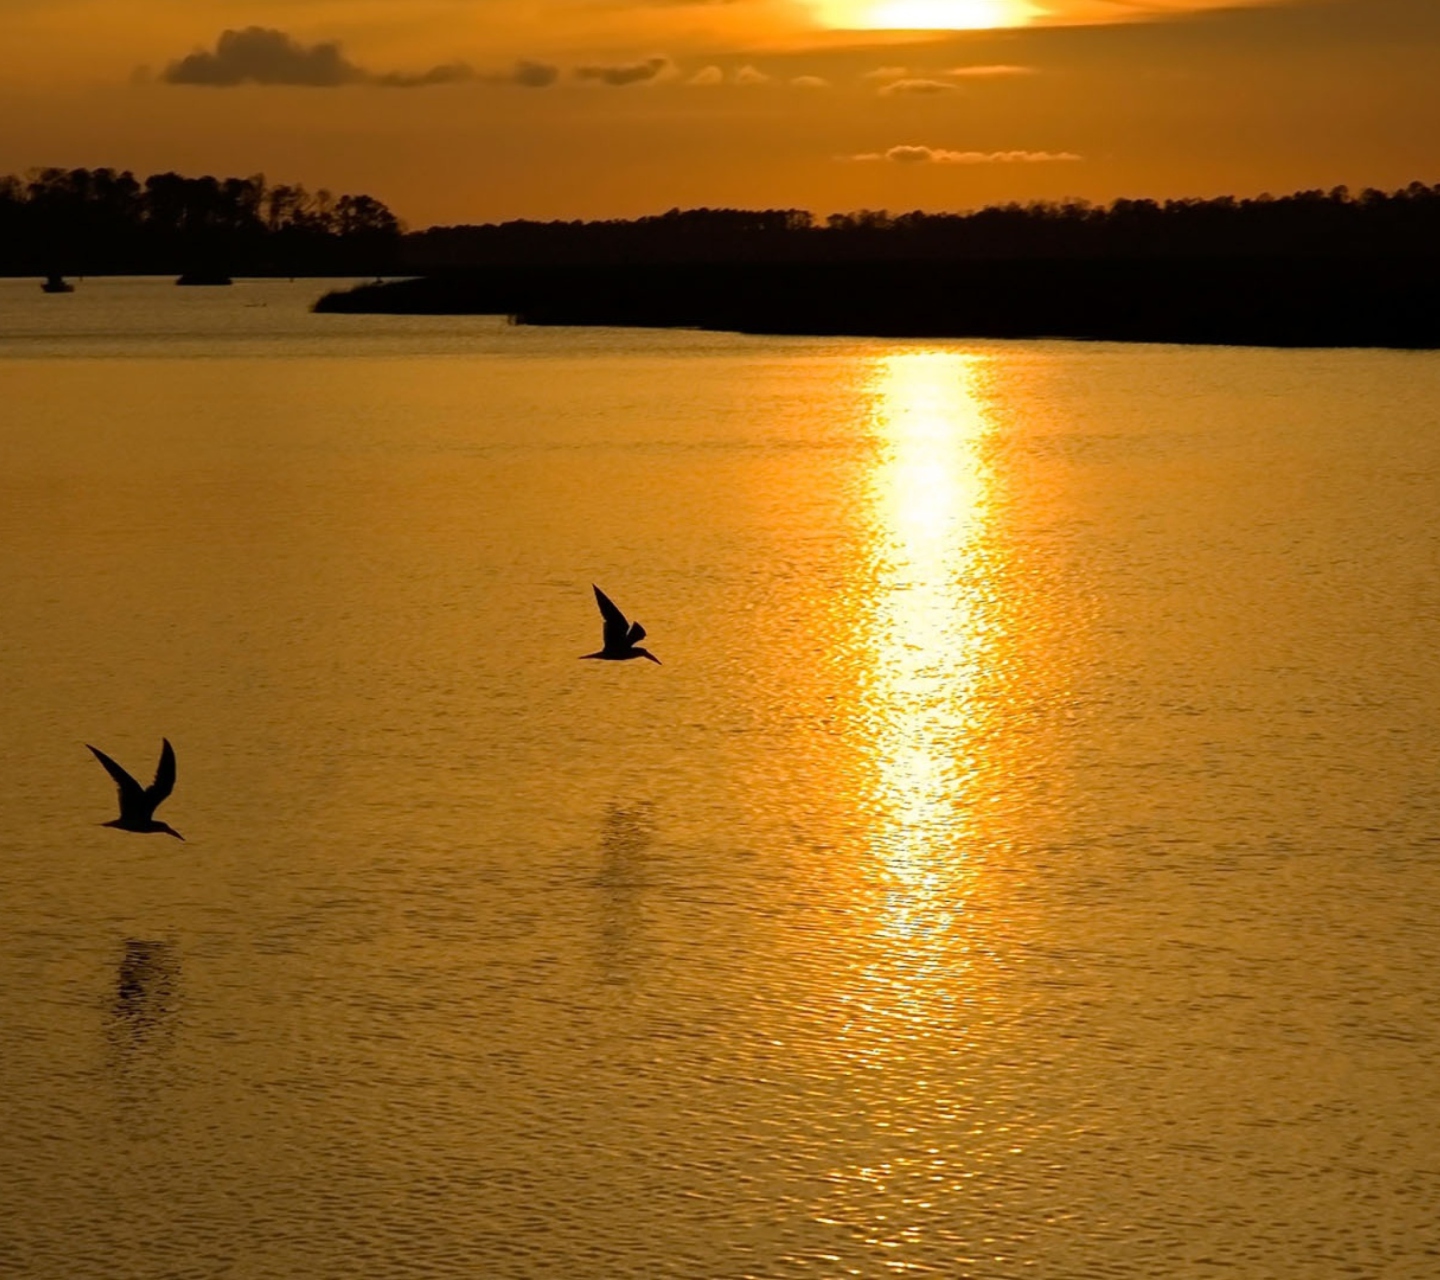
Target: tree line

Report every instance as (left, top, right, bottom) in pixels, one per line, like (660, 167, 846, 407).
(407, 182, 1440, 268)
(9, 170, 1439, 277)
(1, 167, 404, 276)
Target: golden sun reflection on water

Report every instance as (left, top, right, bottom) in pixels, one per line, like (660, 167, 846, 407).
(817, 350, 1014, 1259)
(860, 351, 997, 904)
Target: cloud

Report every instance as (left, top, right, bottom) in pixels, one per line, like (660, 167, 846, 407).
(164, 27, 364, 86)
(944, 64, 1036, 78)
(374, 62, 475, 89)
(161, 27, 483, 89)
(496, 60, 560, 88)
(687, 64, 823, 88)
(846, 146, 1084, 164)
(879, 78, 959, 95)
(575, 57, 672, 86)
(866, 64, 1036, 93)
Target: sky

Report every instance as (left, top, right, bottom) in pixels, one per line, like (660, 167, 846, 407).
(2, 0, 1437, 227)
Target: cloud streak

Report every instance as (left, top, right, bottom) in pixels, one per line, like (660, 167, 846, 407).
(865, 63, 1037, 92)
(575, 57, 672, 86)
(373, 62, 475, 89)
(945, 64, 1036, 78)
(879, 78, 959, 95)
(687, 65, 829, 88)
(846, 145, 1083, 164)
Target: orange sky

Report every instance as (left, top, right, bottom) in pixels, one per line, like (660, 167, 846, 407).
(1, 0, 1436, 226)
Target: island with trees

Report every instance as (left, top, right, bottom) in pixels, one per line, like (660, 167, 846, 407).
(315, 182, 1440, 348)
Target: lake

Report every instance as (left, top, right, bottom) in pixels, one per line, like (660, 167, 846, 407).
(3, 276, 1439, 1278)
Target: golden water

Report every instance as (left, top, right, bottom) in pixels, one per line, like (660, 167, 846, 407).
(2, 278, 1439, 1277)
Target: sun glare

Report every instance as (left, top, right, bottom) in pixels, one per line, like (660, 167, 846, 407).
(818, 0, 1036, 29)
(861, 352, 995, 881)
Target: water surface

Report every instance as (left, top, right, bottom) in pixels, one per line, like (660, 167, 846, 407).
(3, 277, 1440, 1278)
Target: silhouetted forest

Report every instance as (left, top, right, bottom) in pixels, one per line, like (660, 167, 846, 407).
(319, 181, 1440, 348)
(0, 167, 403, 276)
(404, 182, 1440, 267)
(14, 167, 1439, 345)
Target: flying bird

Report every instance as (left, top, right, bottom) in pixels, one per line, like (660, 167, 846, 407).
(88, 738, 184, 840)
(583, 585, 661, 664)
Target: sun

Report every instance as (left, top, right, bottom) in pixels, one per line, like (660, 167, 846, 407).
(816, 0, 1037, 28)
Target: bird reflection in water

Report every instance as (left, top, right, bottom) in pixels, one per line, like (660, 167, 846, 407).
(107, 938, 180, 1057)
(595, 801, 656, 981)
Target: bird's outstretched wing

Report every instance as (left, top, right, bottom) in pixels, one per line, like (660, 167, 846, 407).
(149, 739, 176, 805)
(88, 745, 145, 815)
(627, 620, 647, 645)
(593, 585, 630, 651)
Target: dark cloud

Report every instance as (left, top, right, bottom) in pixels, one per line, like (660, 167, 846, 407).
(575, 57, 672, 86)
(161, 27, 491, 89)
(509, 60, 561, 88)
(164, 27, 364, 87)
(374, 62, 476, 89)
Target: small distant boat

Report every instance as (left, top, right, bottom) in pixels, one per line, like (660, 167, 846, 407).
(176, 271, 232, 286)
(41, 274, 74, 293)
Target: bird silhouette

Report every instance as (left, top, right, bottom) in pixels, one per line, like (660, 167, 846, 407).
(87, 739, 184, 840)
(582, 586, 661, 664)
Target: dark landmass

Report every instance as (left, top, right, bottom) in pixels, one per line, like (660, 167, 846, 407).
(317, 183, 1440, 347)
(2, 167, 403, 278)
(11, 169, 1438, 345)
(314, 257, 1436, 348)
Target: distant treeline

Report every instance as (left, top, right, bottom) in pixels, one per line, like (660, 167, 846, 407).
(1, 167, 404, 277)
(321, 180, 1440, 348)
(407, 182, 1440, 268)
